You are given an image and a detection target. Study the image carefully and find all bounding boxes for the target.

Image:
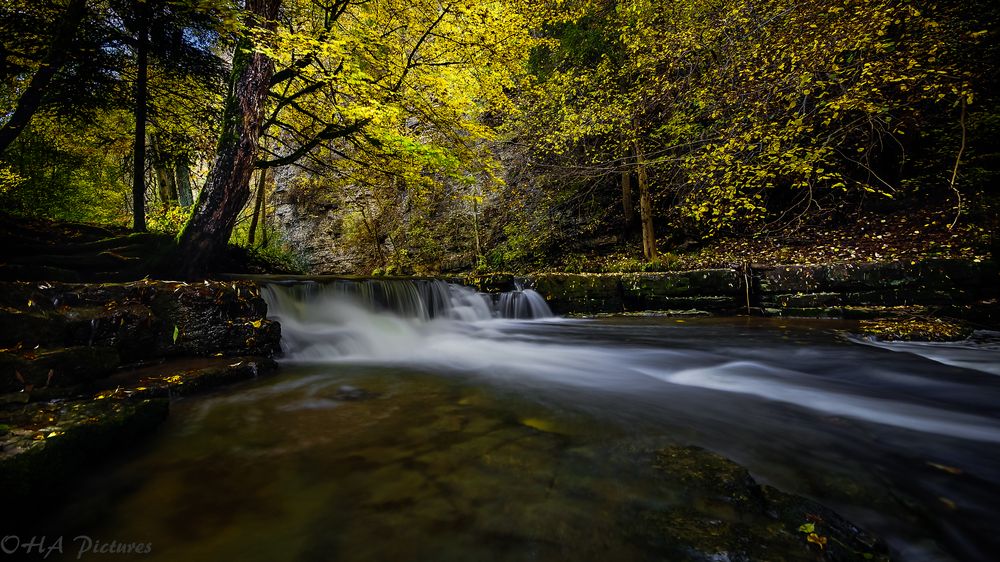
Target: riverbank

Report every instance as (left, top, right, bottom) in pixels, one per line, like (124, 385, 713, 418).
(0, 280, 280, 529)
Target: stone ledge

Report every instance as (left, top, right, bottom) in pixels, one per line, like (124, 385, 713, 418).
(0, 280, 281, 393)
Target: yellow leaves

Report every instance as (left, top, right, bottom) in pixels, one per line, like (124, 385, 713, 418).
(807, 533, 828, 549)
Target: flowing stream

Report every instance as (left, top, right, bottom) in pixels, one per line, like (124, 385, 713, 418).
(48, 280, 1000, 561)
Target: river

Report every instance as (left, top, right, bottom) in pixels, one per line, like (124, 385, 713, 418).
(47, 280, 1000, 561)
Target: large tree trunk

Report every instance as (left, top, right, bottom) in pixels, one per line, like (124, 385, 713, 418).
(175, 0, 281, 277)
(0, 0, 88, 154)
(132, 0, 149, 232)
(635, 138, 657, 261)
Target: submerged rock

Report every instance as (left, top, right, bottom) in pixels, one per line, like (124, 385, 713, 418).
(626, 446, 890, 561)
(331, 385, 380, 401)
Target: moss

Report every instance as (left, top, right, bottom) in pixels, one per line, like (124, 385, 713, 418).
(858, 317, 972, 342)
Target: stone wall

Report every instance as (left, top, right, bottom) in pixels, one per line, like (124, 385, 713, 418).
(494, 259, 998, 318)
(755, 260, 998, 314)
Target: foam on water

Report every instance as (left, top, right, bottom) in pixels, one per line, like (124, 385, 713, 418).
(852, 331, 1000, 376)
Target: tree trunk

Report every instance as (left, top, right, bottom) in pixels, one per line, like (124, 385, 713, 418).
(0, 0, 88, 154)
(132, 0, 149, 232)
(635, 138, 656, 261)
(248, 168, 267, 246)
(472, 194, 481, 258)
(622, 168, 634, 233)
(149, 134, 178, 209)
(175, 157, 194, 207)
(176, 0, 281, 277)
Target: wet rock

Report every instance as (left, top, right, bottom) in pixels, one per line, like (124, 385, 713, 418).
(0, 280, 281, 360)
(96, 356, 279, 400)
(0, 346, 120, 393)
(533, 274, 624, 314)
(856, 318, 972, 342)
(625, 446, 890, 562)
(775, 293, 843, 308)
(0, 397, 169, 530)
(0, 307, 65, 347)
(757, 260, 997, 304)
(634, 296, 740, 314)
(622, 269, 744, 298)
(470, 259, 996, 320)
(461, 273, 517, 293)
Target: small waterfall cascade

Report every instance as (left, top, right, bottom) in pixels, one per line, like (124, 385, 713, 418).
(260, 278, 553, 360)
(496, 280, 554, 320)
(262, 278, 551, 322)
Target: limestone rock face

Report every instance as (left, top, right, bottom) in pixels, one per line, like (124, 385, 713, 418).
(273, 195, 368, 274)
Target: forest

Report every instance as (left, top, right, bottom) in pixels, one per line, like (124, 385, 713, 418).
(2, 0, 997, 277)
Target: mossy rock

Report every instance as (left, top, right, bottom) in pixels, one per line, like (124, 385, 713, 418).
(624, 446, 889, 562)
(532, 274, 624, 314)
(774, 293, 843, 308)
(0, 280, 281, 361)
(0, 346, 120, 393)
(857, 318, 972, 342)
(462, 273, 517, 292)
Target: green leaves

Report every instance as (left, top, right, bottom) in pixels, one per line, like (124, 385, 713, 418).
(514, 0, 974, 240)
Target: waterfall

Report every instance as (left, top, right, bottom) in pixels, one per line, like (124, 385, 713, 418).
(260, 279, 552, 361)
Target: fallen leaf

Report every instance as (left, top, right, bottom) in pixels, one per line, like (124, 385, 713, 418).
(927, 461, 962, 475)
(807, 533, 828, 549)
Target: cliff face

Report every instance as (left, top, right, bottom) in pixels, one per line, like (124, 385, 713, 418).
(272, 181, 369, 274)
(269, 164, 489, 276)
